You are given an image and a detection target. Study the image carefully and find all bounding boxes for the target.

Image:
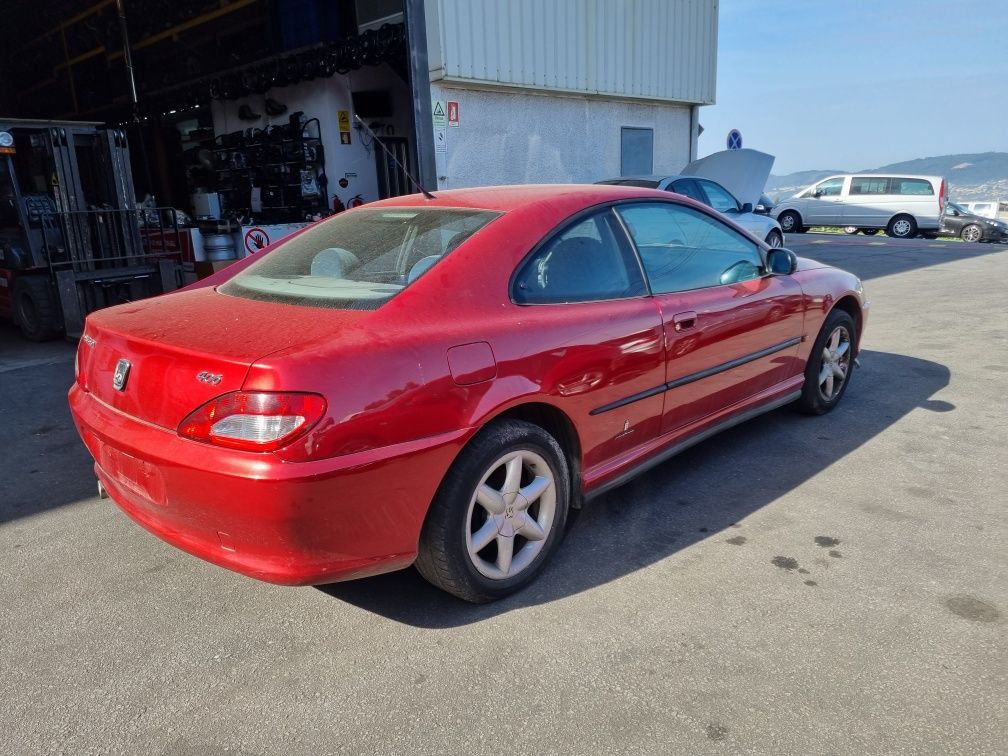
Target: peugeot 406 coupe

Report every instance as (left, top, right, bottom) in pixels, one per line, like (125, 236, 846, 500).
(70, 184, 868, 602)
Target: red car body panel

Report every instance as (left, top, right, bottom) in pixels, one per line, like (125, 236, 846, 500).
(69, 185, 868, 585)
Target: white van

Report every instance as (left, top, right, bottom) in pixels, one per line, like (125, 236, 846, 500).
(772, 174, 948, 238)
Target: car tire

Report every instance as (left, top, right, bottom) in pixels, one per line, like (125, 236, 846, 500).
(415, 419, 571, 603)
(960, 224, 982, 243)
(765, 229, 783, 248)
(11, 275, 61, 342)
(886, 215, 917, 239)
(862, 228, 880, 236)
(796, 309, 856, 415)
(778, 211, 804, 234)
(843, 226, 859, 235)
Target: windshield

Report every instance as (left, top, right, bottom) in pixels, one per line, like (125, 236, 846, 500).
(947, 202, 967, 214)
(219, 207, 500, 310)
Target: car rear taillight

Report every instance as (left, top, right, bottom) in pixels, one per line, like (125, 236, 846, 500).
(178, 392, 326, 452)
(940, 179, 947, 211)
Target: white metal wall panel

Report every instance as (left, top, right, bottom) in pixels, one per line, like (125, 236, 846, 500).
(427, 0, 718, 105)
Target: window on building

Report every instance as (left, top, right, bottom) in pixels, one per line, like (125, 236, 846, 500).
(512, 210, 647, 304)
(620, 127, 654, 176)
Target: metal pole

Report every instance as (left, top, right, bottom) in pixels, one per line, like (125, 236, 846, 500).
(115, 0, 154, 201)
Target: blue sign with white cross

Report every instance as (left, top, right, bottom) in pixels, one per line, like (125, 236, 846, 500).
(727, 129, 743, 150)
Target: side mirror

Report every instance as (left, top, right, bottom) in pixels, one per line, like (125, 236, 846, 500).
(812, 190, 823, 198)
(767, 247, 798, 275)
(740, 202, 753, 213)
(755, 203, 768, 214)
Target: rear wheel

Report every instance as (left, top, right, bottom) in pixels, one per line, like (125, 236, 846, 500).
(764, 229, 783, 248)
(11, 275, 61, 342)
(796, 309, 856, 415)
(862, 228, 880, 236)
(886, 215, 917, 239)
(415, 419, 570, 603)
(960, 224, 982, 243)
(778, 211, 804, 234)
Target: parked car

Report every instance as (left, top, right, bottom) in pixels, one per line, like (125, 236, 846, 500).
(773, 174, 948, 238)
(599, 148, 785, 247)
(755, 194, 775, 215)
(599, 176, 785, 247)
(941, 202, 1008, 242)
(69, 184, 867, 603)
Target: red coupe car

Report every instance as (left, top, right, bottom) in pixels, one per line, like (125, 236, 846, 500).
(69, 184, 867, 602)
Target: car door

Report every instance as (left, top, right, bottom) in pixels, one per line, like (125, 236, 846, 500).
(845, 176, 891, 227)
(615, 201, 805, 434)
(804, 177, 847, 225)
(509, 208, 667, 470)
(695, 178, 766, 239)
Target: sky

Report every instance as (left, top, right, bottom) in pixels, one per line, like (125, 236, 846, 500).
(698, 0, 1008, 174)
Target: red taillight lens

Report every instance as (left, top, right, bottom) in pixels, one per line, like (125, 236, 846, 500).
(178, 392, 327, 452)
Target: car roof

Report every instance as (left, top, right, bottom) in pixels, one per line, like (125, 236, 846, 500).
(366, 183, 678, 213)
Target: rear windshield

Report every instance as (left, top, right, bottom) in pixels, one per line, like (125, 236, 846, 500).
(597, 179, 661, 189)
(219, 207, 500, 310)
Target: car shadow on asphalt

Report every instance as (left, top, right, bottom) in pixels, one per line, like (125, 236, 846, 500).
(317, 349, 952, 626)
(786, 235, 1006, 282)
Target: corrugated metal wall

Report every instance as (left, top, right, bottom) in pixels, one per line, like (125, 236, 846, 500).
(425, 0, 718, 105)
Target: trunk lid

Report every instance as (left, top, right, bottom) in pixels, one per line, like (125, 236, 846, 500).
(82, 287, 364, 430)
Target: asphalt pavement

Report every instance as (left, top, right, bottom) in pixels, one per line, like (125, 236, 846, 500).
(0, 233, 1005, 754)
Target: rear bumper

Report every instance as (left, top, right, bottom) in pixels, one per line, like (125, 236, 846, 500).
(69, 385, 468, 585)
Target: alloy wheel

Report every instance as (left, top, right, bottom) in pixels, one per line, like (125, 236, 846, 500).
(818, 326, 851, 401)
(961, 225, 981, 243)
(891, 218, 913, 237)
(465, 450, 557, 580)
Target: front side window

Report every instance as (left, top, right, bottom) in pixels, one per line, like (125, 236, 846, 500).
(814, 178, 845, 196)
(512, 210, 647, 304)
(617, 202, 764, 294)
(892, 178, 934, 195)
(219, 207, 500, 310)
(850, 176, 890, 195)
(697, 180, 740, 213)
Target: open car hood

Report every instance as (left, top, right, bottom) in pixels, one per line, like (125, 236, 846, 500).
(680, 148, 775, 208)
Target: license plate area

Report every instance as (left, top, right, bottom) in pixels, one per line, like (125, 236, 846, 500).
(99, 443, 166, 506)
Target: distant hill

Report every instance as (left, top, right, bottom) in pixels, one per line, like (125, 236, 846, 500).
(766, 152, 1008, 201)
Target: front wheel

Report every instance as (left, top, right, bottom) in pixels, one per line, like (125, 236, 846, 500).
(415, 419, 570, 602)
(862, 228, 880, 236)
(778, 211, 804, 234)
(796, 309, 856, 415)
(843, 226, 859, 235)
(765, 229, 783, 248)
(960, 224, 982, 243)
(886, 215, 917, 239)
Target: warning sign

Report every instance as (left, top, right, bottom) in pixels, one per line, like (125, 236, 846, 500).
(244, 227, 270, 254)
(340, 131, 352, 145)
(338, 110, 350, 133)
(435, 129, 447, 154)
(432, 100, 447, 129)
(447, 101, 459, 127)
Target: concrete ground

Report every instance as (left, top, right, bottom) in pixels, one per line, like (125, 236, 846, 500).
(0, 234, 1005, 755)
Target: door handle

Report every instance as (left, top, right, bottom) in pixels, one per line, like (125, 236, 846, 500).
(672, 311, 697, 331)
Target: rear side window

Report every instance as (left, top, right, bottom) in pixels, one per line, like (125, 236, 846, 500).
(669, 179, 706, 204)
(512, 210, 647, 304)
(850, 176, 890, 195)
(617, 202, 764, 294)
(892, 178, 934, 195)
(219, 207, 499, 310)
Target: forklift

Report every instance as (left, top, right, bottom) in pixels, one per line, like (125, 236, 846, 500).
(0, 118, 183, 341)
